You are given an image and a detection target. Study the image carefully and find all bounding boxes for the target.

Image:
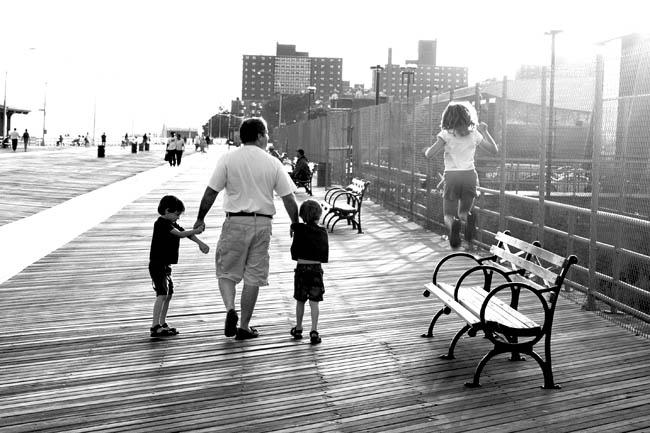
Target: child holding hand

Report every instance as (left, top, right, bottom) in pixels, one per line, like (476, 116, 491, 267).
(149, 195, 209, 337)
(289, 200, 329, 344)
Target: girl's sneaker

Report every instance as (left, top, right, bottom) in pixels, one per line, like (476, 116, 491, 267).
(449, 218, 462, 248)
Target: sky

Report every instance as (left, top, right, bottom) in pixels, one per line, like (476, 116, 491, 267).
(0, 0, 646, 141)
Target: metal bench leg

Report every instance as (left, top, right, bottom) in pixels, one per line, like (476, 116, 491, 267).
(528, 349, 560, 389)
(465, 347, 502, 388)
(421, 305, 450, 338)
(441, 323, 472, 360)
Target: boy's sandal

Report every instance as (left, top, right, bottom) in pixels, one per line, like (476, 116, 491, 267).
(161, 323, 179, 335)
(290, 327, 303, 340)
(309, 330, 321, 345)
(150, 324, 174, 338)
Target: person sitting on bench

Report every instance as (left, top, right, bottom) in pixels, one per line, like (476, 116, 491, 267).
(291, 149, 311, 183)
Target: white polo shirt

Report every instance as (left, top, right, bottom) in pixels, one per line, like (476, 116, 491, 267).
(208, 145, 297, 215)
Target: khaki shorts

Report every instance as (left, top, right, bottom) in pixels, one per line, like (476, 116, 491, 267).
(216, 216, 273, 286)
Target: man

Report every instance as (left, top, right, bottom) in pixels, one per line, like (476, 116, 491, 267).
(22, 129, 29, 151)
(10, 128, 20, 152)
(194, 117, 299, 340)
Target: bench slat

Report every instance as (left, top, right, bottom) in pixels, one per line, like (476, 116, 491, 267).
(426, 282, 540, 334)
(495, 232, 567, 267)
(490, 245, 559, 284)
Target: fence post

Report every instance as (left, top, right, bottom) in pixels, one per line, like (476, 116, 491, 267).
(586, 53, 605, 311)
(538, 67, 548, 243)
(498, 77, 508, 232)
(410, 96, 416, 220)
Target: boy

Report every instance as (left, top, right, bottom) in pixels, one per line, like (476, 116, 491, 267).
(149, 195, 209, 337)
(289, 199, 329, 344)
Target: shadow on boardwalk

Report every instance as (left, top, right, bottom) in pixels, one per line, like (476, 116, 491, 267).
(2, 146, 650, 432)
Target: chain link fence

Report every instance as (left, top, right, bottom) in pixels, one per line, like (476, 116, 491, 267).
(276, 34, 650, 337)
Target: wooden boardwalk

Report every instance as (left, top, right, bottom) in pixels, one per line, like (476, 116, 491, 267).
(2, 146, 650, 432)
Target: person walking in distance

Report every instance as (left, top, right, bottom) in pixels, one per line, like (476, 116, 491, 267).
(175, 133, 185, 166)
(424, 101, 498, 248)
(289, 199, 329, 345)
(22, 129, 29, 151)
(194, 117, 299, 340)
(10, 128, 20, 152)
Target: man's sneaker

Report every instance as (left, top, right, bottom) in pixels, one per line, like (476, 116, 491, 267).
(465, 212, 476, 242)
(449, 218, 462, 248)
(225, 309, 238, 337)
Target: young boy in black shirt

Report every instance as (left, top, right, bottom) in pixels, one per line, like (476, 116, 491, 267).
(289, 199, 329, 344)
(149, 195, 209, 337)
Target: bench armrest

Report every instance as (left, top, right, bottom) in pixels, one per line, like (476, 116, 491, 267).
(432, 252, 487, 285)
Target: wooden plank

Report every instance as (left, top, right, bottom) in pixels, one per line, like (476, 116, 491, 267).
(2, 146, 650, 431)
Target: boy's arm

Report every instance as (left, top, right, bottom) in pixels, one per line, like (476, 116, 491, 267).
(188, 234, 210, 254)
(424, 136, 445, 159)
(170, 226, 204, 239)
(477, 122, 498, 154)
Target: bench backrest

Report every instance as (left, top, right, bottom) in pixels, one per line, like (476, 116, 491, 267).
(347, 178, 370, 197)
(490, 231, 578, 290)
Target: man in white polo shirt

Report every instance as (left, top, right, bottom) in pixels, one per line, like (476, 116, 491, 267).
(194, 117, 299, 340)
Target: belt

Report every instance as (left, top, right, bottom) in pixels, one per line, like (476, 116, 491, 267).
(226, 212, 273, 219)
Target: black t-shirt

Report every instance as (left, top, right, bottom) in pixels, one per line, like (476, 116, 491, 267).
(149, 217, 184, 264)
(291, 222, 329, 263)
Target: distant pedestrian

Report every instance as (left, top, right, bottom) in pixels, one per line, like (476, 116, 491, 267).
(57, 135, 64, 146)
(149, 195, 209, 338)
(10, 128, 19, 152)
(200, 134, 207, 153)
(166, 134, 177, 166)
(289, 199, 329, 345)
(22, 129, 29, 151)
(424, 101, 498, 248)
(101, 132, 106, 146)
(194, 134, 201, 151)
(175, 133, 185, 166)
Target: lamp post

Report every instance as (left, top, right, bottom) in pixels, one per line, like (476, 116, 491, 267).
(545, 29, 562, 199)
(41, 82, 47, 146)
(256, 70, 282, 130)
(400, 65, 417, 99)
(370, 65, 384, 105)
(306, 86, 316, 120)
(2, 71, 7, 138)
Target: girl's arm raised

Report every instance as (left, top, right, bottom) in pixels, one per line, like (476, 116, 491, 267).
(424, 136, 445, 159)
(477, 122, 498, 154)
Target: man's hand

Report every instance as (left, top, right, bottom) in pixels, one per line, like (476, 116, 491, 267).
(193, 219, 205, 231)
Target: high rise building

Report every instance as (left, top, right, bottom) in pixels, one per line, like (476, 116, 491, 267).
(241, 43, 342, 114)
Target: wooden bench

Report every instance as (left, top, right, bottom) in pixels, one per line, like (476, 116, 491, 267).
(421, 231, 578, 389)
(320, 178, 370, 233)
(293, 162, 317, 196)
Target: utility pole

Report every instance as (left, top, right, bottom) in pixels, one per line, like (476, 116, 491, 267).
(545, 29, 562, 199)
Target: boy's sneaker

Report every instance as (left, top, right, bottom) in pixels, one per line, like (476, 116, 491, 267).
(465, 212, 477, 242)
(161, 323, 179, 335)
(225, 309, 238, 337)
(150, 324, 173, 338)
(449, 218, 462, 248)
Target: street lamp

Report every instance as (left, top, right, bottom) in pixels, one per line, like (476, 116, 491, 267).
(306, 86, 316, 120)
(400, 64, 417, 99)
(41, 82, 47, 145)
(256, 70, 282, 130)
(370, 65, 384, 105)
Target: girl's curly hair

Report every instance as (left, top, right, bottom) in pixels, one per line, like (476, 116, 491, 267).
(440, 101, 478, 137)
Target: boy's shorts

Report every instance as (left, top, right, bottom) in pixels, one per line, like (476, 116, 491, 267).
(216, 216, 272, 286)
(294, 263, 325, 302)
(149, 262, 174, 296)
